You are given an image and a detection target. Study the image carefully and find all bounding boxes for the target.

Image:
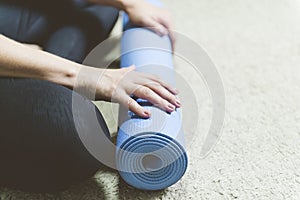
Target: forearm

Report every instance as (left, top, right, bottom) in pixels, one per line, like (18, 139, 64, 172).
(0, 34, 81, 89)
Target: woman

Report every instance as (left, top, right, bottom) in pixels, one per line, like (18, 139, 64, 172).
(0, 0, 180, 192)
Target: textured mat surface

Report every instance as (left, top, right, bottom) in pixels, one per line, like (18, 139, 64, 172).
(116, 7, 187, 190)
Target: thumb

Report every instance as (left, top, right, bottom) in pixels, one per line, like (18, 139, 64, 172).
(120, 65, 136, 74)
(119, 65, 136, 73)
(124, 65, 136, 71)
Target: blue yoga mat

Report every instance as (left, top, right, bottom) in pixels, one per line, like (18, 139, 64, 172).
(116, 0, 188, 191)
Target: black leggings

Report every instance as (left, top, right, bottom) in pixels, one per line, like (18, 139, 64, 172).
(0, 0, 119, 192)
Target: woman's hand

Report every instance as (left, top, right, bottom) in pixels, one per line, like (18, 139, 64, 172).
(80, 65, 180, 118)
(123, 0, 173, 36)
(87, 0, 175, 49)
(123, 0, 175, 49)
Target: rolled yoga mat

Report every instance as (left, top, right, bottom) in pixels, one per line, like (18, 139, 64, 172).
(116, 0, 188, 191)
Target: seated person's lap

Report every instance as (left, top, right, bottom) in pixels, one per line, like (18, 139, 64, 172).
(0, 0, 117, 192)
(0, 0, 119, 62)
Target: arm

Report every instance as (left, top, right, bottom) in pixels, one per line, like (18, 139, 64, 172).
(0, 34, 79, 89)
(0, 34, 180, 117)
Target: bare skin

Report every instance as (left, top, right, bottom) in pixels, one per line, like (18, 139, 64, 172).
(0, 0, 179, 118)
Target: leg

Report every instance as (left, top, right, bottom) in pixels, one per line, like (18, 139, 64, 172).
(0, 2, 116, 192)
(44, 4, 119, 63)
(0, 1, 119, 63)
(0, 2, 52, 45)
(0, 78, 110, 192)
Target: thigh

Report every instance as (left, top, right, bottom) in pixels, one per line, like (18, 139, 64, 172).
(0, 1, 53, 45)
(0, 1, 119, 63)
(44, 3, 119, 63)
(0, 78, 110, 192)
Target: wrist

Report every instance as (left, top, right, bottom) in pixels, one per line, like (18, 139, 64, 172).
(46, 62, 81, 89)
(63, 63, 81, 89)
(74, 65, 106, 100)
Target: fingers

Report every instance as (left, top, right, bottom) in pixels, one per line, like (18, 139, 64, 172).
(133, 85, 177, 113)
(146, 13, 176, 52)
(120, 64, 136, 73)
(132, 73, 180, 111)
(123, 66, 178, 96)
(128, 74, 180, 116)
(118, 83, 179, 119)
(145, 18, 169, 36)
(157, 12, 176, 52)
(169, 31, 176, 53)
(118, 91, 151, 118)
(145, 82, 180, 108)
(145, 74, 178, 95)
(115, 72, 180, 118)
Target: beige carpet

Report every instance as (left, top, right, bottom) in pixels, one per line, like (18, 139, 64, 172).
(1, 0, 300, 199)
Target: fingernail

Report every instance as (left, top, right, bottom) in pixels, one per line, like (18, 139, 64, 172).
(175, 99, 181, 107)
(167, 104, 175, 111)
(143, 111, 150, 117)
